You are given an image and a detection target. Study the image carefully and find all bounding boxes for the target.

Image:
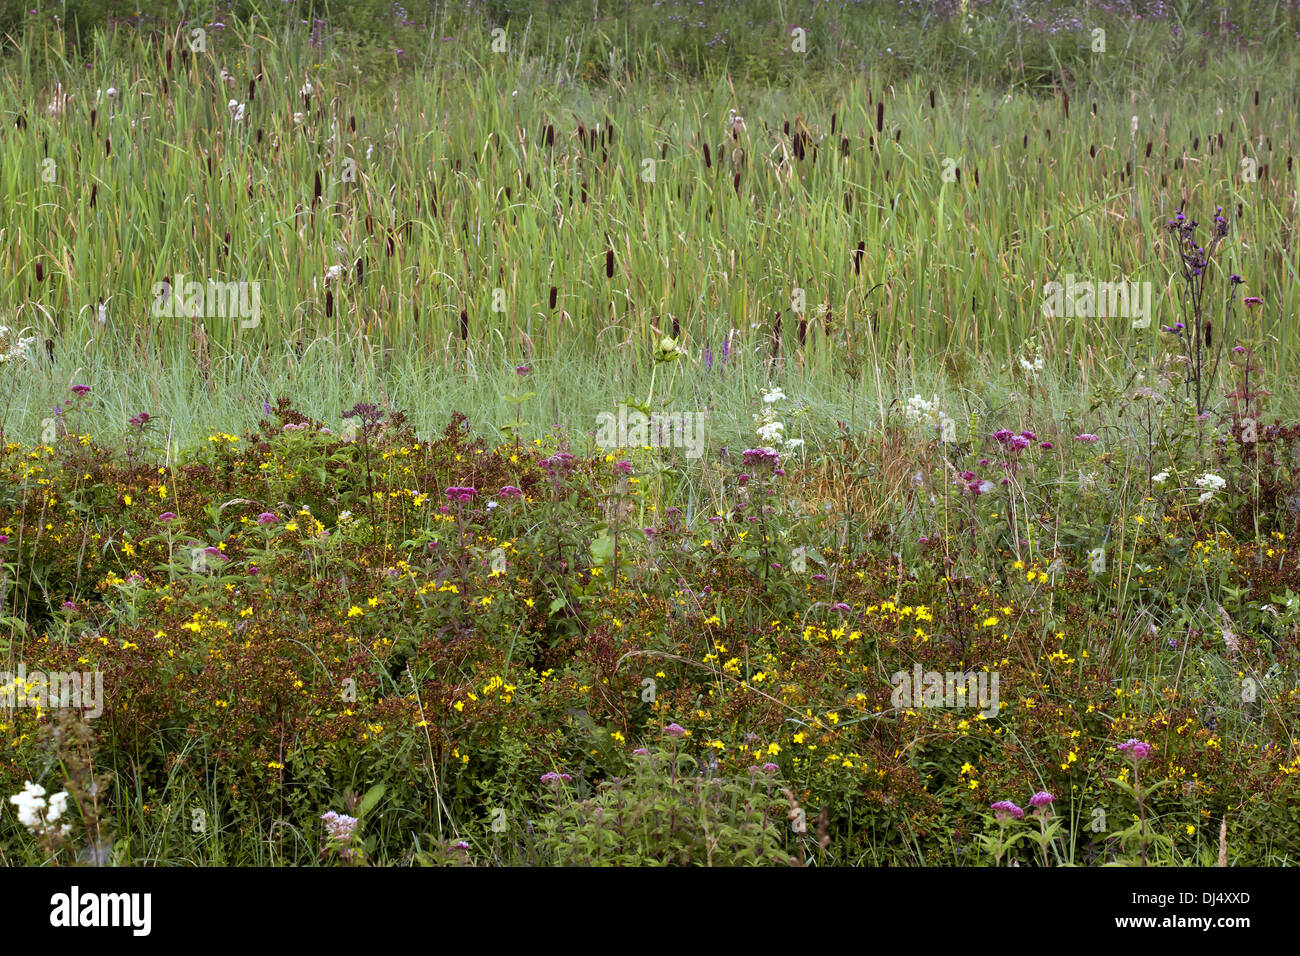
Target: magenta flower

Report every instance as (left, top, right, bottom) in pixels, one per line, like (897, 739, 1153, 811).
(445, 486, 477, 503)
(1118, 738, 1153, 761)
(70, 384, 91, 395)
(256, 512, 279, 525)
(158, 512, 177, 523)
(540, 771, 572, 785)
(1243, 296, 1263, 307)
(498, 485, 522, 497)
(663, 722, 687, 738)
(1075, 433, 1099, 443)
(990, 800, 1025, 822)
(1029, 791, 1055, 808)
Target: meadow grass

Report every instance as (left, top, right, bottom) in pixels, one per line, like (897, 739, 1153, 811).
(1, 2, 1299, 867)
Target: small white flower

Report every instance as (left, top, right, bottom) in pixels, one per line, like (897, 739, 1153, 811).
(106, 87, 117, 99)
(1152, 471, 1170, 485)
(293, 112, 304, 125)
(756, 421, 784, 443)
(784, 438, 804, 450)
(1195, 473, 1226, 503)
(46, 792, 69, 822)
(300, 79, 314, 97)
(761, 387, 786, 404)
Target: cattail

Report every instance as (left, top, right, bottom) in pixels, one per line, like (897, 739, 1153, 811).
(1063, 91, 1068, 118)
(105, 137, 111, 156)
(581, 181, 588, 204)
(1254, 89, 1259, 106)
(1023, 134, 1028, 148)
(1091, 101, 1097, 116)
(366, 212, 374, 235)
(1193, 136, 1199, 150)
(703, 141, 711, 168)
(90, 183, 97, 208)
(35, 260, 43, 282)
(1046, 127, 1051, 140)
(605, 248, 614, 278)
(840, 135, 850, 156)
(166, 48, 172, 73)
(853, 241, 865, 275)
(162, 77, 168, 97)
(313, 170, 322, 206)
(973, 167, 978, 186)
(325, 290, 333, 318)
(930, 89, 935, 109)
(1125, 160, 1132, 178)
(549, 286, 557, 309)
(1145, 140, 1152, 158)
(45, 339, 54, 363)
(223, 230, 231, 254)
(355, 256, 365, 284)
(671, 316, 680, 339)
(349, 114, 355, 132)
(831, 111, 837, 134)
(798, 317, 807, 346)
(90, 108, 96, 129)
(955, 166, 961, 184)
(386, 231, 395, 256)
(783, 119, 790, 135)
(733, 171, 740, 194)
(1237, 201, 1243, 218)
(545, 123, 554, 147)
(876, 101, 883, 133)
(606, 118, 615, 146)
(525, 172, 531, 189)
(793, 134, 804, 161)
(1205, 322, 1212, 348)
(843, 190, 853, 213)
(460, 308, 469, 341)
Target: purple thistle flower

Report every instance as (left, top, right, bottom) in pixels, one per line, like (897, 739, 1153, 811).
(1118, 738, 1153, 761)
(1029, 791, 1054, 808)
(1075, 433, 1099, 442)
(70, 384, 91, 395)
(990, 800, 1025, 822)
(257, 512, 279, 525)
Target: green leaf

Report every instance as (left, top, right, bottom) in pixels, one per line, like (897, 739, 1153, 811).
(359, 783, 386, 818)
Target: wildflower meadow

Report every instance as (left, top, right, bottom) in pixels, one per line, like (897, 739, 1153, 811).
(0, 0, 1297, 904)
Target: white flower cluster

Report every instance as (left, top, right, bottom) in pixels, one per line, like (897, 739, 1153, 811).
(227, 99, 246, 123)
(903, 394, 955, 440)
(753, 387, 804, 452)
(1195, 472, 1226, 503)
(0, 326, 38, 364)
(9, 781, 71, 838)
